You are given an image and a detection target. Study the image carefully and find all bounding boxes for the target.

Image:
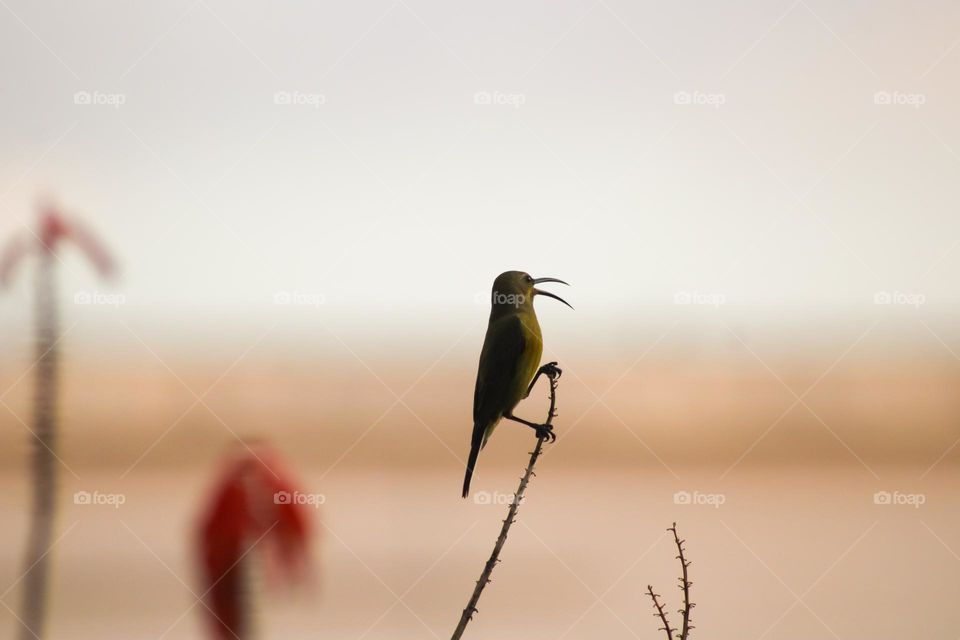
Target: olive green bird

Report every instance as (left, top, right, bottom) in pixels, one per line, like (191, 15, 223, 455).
(462, 270, 572, 498)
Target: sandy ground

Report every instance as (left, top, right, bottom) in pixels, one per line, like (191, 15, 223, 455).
(1, 464, 957, 639)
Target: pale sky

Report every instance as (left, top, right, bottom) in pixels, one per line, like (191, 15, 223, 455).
(1, 0, 959, 350)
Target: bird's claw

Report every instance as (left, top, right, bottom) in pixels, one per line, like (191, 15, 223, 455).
(535, 424, 556, 443)
(540, 361, 562, 381)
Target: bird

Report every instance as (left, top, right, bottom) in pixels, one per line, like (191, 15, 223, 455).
(462, 270, 572, 498)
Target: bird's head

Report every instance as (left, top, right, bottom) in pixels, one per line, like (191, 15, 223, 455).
(489, 270, 572, 313)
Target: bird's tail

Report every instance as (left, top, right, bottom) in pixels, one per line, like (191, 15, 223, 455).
(462, 425, 484, 498)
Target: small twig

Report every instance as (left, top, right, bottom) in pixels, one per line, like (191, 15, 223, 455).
(647, 523, 694, 640)
(450, 370, 559, 640)
(669, 522, 694, 640)
(646, 585, 675, 640)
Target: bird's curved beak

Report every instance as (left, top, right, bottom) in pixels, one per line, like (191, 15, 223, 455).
(532, 277, 573, 309)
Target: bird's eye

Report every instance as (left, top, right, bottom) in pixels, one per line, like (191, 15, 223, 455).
(525, 275, 533, 283)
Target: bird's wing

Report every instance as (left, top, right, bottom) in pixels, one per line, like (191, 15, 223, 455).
(464, 315, 527, 497)
(472, 314, 526, 430)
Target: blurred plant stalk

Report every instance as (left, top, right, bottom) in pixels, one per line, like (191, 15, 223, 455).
(18, 245, 58, 640)
(1, 201, 115, 640)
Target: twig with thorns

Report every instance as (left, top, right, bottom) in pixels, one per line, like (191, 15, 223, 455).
(646, 585, 676, 640)
(645, 523, 695, 640)
(450, 364, 560, 640)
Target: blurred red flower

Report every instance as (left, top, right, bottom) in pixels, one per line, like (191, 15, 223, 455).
(0, 202, 115, 286)
(195, 443, 313, 640)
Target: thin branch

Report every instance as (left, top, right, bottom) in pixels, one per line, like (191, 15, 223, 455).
(450, 369, 559, 640)
(669, 522, 694, 640)
(647, 524, 694, 640)
(646, 585, 675, 640)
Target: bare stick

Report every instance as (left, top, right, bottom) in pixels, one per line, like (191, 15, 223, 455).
(669, 523, 694, 640)
(450, 369, 559, 640)
(645, 585, 675, 640)
(646, 523, 694, 640)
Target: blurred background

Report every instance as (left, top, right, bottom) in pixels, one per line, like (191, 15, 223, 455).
(1, 0, 959, 638)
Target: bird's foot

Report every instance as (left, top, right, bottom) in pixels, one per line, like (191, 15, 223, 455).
(539, 361, 562, 381)
(535, 423, 556, 443)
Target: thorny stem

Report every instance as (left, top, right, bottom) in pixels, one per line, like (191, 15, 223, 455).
(669, 522, 694, 640)
(450, 369, 559, 640)
(646, 585, 675, 640)
(647, 523, 694, 640)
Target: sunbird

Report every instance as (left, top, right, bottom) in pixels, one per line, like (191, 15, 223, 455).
(462, 271, 572, 498)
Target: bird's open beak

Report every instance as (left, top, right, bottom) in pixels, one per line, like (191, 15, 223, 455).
(532, 277, 573, 309)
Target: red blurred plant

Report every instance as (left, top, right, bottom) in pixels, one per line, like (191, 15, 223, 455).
(1, 202, 115, 285)
(195, 443, 314, 640)
(1, 200, 115, 640)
